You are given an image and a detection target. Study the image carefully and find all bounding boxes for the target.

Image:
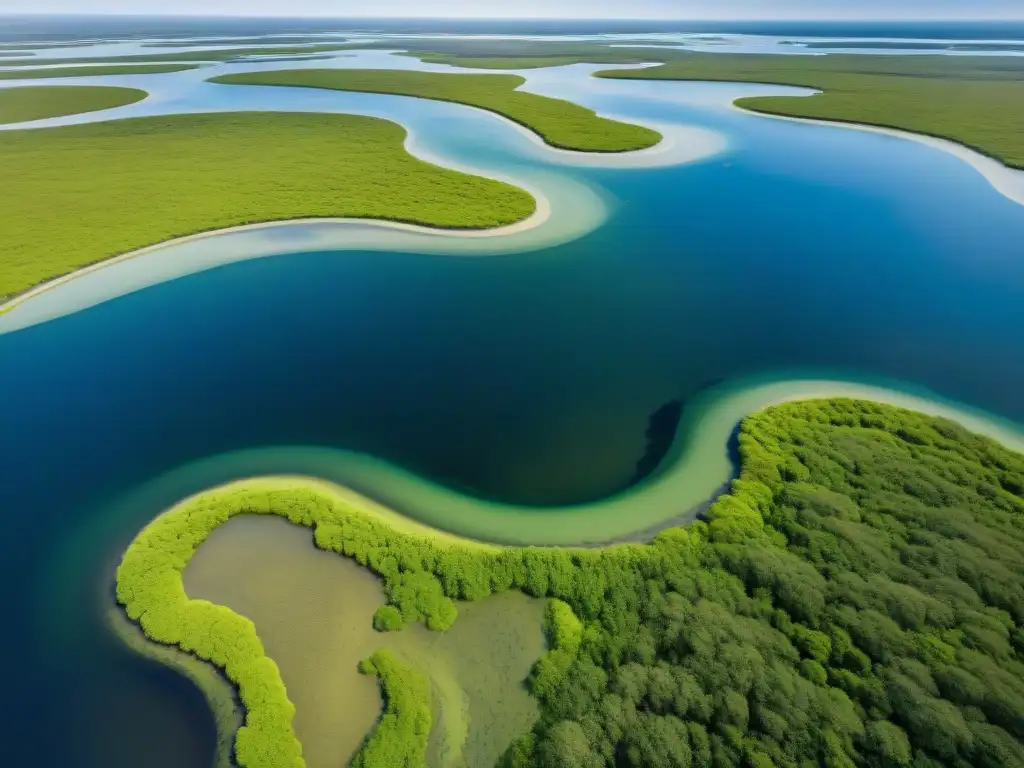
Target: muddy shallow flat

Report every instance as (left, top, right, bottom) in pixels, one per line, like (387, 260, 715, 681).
(183, 515, 545, 768)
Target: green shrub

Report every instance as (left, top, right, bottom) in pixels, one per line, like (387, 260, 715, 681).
(353, 650, 431, 768)
(116, 399, 1024, 767)
(372, 605, 406, 632)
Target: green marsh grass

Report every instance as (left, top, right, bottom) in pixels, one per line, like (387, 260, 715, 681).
(0, 111, 534, 299)
(379, 39, 1024, 166)
(209, 68, 662, 153)
(0, 84, 146, 125)
(0, 63, 200, 79)
(597, 52, 1024, 168)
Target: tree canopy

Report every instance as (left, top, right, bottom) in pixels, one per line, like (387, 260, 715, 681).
(116, 398, 1024, 768)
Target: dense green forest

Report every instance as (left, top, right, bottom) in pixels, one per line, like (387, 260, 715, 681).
(510, 399, 1024, 768)
(117, 399, 1024, 768)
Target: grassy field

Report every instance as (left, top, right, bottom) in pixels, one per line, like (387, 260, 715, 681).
(0, 63, 199, 79)
(116, 399, 1024, 768)
(209, 68, 662, 152)
(0, 84, 146, 125)
(0, 111, 534, 300)
(0, 43, 352, 67)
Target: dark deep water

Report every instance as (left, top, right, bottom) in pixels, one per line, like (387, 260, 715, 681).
(1, 21, 1024, 768)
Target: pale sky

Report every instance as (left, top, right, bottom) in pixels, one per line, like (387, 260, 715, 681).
(0, 0, 1022, 20)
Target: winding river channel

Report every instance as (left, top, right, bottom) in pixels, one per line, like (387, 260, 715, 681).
(1, 35, 1024, 767)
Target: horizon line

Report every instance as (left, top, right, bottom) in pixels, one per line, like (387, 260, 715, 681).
(2, 12, 1023, 22)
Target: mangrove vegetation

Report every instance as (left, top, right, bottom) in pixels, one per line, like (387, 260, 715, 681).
(208, 68, 663, 153)
(0, 63, 200, 79)
(117, 398, 1024, 768)
(371, 37, 1024, 167)
(0, 111, 535, 300)
(597, 52, 1024, 168)
(0, 84, 146, 125)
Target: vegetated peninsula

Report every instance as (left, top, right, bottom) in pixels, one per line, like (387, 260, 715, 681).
(117, 399, 1024, 768)
(377, 38, 1024, 169)
(596, 52, 1024, 168)
(0, 63, 200, 80)
(208, 68, 663, 153)
(0, 111, 534, 300)
(0, 84, 146, 125)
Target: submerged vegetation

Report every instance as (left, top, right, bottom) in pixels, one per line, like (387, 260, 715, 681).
(0, 84, 146, 125)
(208, 68, 662, 153)
(0, 111, 534, 300)
(118, 399, 1024, 768)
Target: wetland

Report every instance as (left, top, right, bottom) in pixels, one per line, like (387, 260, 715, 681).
(1, 19, 1024, 768)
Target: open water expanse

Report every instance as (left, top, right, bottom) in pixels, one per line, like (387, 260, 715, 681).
(1, 18, 1024, 767)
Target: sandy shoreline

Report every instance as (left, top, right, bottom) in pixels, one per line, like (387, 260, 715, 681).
(501, 111, 728, 168)
(733, 99, 1024, 208)
(98, 374, 1024, 550)
(0, 188, 553, 317)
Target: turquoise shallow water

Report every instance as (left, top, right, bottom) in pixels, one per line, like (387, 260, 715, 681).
(0, 35, 1023, 768)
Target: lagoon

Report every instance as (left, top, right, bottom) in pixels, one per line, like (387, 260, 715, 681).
(183, 515, 544, 768)
(1, 36, 1024, 768)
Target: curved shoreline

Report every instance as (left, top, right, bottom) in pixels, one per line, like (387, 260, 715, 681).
(106, 604, 240, 768)
(105, 373, 1024, 549)
(208, 71, 665, 154)
(492, 109, 727, 168)
(110, 384, 1024, 767)
(0, 196, 551, 318)
(730, 95, 1024, 208)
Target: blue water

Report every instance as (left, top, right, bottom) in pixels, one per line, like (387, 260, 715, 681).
(1, 20, 1024, 768)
